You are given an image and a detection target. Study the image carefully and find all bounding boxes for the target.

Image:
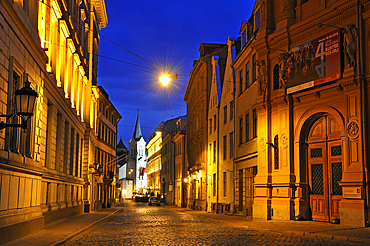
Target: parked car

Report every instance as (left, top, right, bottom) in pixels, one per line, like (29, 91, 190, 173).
(148, 196, 160, 206)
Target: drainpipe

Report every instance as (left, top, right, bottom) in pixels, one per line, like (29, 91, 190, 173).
(357, 0, 369, 223)
(216, 105, 220, 214)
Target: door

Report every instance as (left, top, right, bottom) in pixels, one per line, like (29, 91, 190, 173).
(245, 166, 257, 217)
(307, 116, 342, 221)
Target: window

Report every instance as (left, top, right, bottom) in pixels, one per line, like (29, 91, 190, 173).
(229, 132, 234, 159)
(246, 62, 250, 89)
(209, 118, 212, 134)
(252, 54, 257, 82)
(223, 135, 227, 160)
(45, 102, 53, 168)
(274, 135, 279, 169)
(213, 141, 216, 163)
(70, 128, 75, 175)
(253, 109, 257, 138)
(209, 143, 212, 164)
(242, 29, 247, 47)
(239, 118, 243, 145)
(214, 115, 216, 132)
(223, 106, 227, 124)
(255, 9, 260, 30)
(239, 70, 243, 94)
(273, 64, 279, 90)
(75, 134, 80, 176)
(63, 121, 70, 174)
(230, 101, 234, 120)
(223, 172, 227, 197)
(246, 113, 250, 141)
(213, 173, 216, 196)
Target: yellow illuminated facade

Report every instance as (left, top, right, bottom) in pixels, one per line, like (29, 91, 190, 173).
(0, 0, 110, 242)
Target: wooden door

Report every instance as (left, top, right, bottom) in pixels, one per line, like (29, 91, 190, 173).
(307, 116, 342, 221)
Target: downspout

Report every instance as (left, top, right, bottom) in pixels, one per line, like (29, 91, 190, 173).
(357, 0, 369, 223)
(216, 105, 220, 214)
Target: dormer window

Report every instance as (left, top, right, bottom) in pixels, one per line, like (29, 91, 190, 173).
(255, 9, 260, 30)
(242, 29, 247, 47)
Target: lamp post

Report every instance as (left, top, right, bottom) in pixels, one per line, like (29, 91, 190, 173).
(0, 79, 38, 130)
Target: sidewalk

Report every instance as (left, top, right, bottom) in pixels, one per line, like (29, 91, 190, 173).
(3, 205, 123, 246)
(162, 204, 370, 244)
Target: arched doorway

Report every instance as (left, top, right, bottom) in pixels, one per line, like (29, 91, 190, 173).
(306, 115, 343, 221)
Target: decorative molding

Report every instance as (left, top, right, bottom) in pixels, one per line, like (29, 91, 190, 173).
(347, 120, 359, 139)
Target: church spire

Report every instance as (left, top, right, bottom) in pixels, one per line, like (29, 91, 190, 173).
(133, 112, 142, 141)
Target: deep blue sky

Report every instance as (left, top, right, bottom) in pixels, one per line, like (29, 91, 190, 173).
(98, 1, 254, 147)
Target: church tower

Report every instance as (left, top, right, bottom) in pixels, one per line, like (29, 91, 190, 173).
(128, 113, 147, 192)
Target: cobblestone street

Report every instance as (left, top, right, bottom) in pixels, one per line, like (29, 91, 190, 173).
(61, 201, 363, 246)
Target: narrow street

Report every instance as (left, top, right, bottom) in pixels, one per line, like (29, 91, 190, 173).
(61, 201, 360, 246)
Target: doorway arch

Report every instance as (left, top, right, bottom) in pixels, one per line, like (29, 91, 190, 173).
(295, 107, 344, 221)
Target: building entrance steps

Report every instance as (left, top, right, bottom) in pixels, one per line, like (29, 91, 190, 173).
(162, 204, 370, 244)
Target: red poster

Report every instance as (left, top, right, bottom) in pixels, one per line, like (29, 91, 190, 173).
(287, 29, 341, 94)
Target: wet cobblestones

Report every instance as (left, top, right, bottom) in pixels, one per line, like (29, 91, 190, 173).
(63, 202, 363, 246)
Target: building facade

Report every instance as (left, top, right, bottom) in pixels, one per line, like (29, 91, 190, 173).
(184, 43, 228, 211)
(249, 0, 370, 227)
(0, 0, 108, 242)
(231, 18, 259, 218)
(94, 86, 121, 209)
(160, 118, 177, 205)
(207, 36, 238, 214)
(173, 117, 188, 207)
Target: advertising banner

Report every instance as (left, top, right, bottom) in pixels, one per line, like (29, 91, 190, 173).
(286, 29, 341, 94)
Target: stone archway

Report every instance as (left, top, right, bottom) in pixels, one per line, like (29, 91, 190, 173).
(295, 107, 345, 221)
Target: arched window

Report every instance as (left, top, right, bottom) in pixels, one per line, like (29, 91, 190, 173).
(273, 64, 279, 90)
(274, 135, 279, 169)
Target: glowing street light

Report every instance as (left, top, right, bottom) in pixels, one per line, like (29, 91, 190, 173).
(159, 74, 171, 86)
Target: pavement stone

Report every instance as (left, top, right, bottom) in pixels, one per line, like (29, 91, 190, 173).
(161, 204, 370, 244)
(3, 201, 370, 245)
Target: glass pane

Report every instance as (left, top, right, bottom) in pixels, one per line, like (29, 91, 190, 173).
(332, 162, 342, 195)
(311, 148, 322, 158)
(311, 164, 323, 195)
(331, 146, 342, 156)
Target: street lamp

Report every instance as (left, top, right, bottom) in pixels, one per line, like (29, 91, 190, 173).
(0, 79, 38, 131)
(159, 72, 177, 122)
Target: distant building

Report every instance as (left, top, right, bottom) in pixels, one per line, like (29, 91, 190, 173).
(94, 86, 121, 209)
(184, 43, 228, 211)
(173, 117, 188, 207)
(117, 139, 131, 199)
(207, 36, 237, 214)
(127, 114, 147, 193)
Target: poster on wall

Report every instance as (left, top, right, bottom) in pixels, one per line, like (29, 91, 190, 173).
(286, 29, 341, 94)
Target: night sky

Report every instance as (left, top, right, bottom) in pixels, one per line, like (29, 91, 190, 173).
(98, 1, 254, 147)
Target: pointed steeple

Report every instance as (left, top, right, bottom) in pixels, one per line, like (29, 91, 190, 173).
(133, 113, 142, 141)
